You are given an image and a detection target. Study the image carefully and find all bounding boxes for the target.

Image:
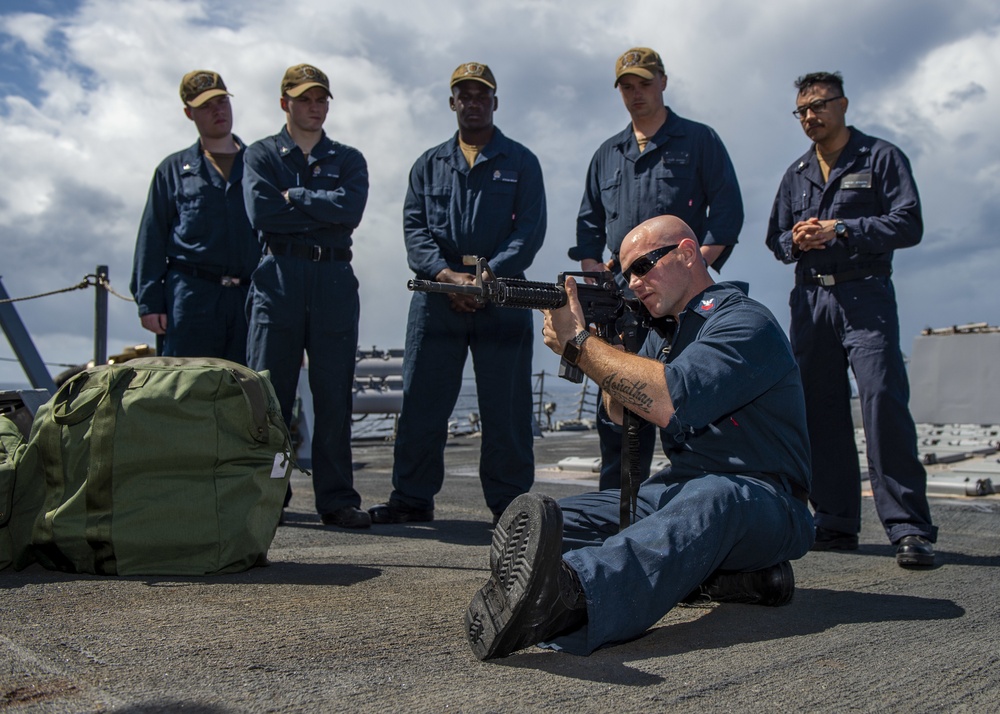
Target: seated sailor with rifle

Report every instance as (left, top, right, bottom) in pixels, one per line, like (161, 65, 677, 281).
(460, 214, 816, 659)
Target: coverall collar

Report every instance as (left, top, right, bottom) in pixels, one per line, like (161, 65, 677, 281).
(275, 125, 337, 163)
(180, 136, 247, 188)
(616, 105, 686, 161)
(437, 126, 510, 172)
(795, 126, 874, 187)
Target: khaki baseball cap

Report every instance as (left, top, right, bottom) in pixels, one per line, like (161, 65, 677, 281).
(614, 47, 665, 87)
(179, 70, 231, 108)
(450, 62, 496, 90)
(281, 64, 331, 98)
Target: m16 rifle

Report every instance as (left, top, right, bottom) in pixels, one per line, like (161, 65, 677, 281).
(408, 257, 664, 530)
(407, 257, 649, 382)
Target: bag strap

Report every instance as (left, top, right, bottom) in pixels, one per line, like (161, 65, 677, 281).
(84, 365, 135, 574)
(228, 367, 270, 443)
(0, 417, 25, 528)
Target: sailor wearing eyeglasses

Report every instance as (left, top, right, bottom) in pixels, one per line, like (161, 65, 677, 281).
(461, 214, 813, 660)
(766, 71, 936, 568)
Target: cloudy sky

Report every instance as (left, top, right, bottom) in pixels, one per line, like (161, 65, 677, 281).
(1, 0, 998, 387)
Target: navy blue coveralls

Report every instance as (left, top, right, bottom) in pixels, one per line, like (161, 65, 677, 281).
(392, 128, 546, 517)
(130, 138, 259, 363)
(766, 126, 936, 544)
(549, 283, 814, 655)
(242, 126, 369, 516)
(570, 108, 744, 489)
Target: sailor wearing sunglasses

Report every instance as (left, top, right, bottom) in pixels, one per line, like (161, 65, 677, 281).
(462, 214, 813, 660)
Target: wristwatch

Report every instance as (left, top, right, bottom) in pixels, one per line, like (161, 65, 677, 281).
(834, 220, 847, 239)
(562, 330, 591, 366)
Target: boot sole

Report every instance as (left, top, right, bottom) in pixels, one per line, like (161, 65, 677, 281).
(465, 493, 562, 660)
(897, 552, 935, 567)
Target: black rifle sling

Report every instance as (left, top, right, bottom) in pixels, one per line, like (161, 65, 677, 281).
(619, 408, 644, 532)
(616, 305, 649, 532)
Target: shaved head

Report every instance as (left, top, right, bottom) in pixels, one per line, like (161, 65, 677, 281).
(624, 215, 698, 254)
(620, 215, 713, 319)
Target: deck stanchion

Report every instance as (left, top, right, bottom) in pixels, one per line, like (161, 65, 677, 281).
(94, 264, 108, 367)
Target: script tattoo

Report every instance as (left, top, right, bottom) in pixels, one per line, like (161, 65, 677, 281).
(601, 371, 654, 414)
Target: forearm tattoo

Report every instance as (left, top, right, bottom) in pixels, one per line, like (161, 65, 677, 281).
(601, 372, 654, 415)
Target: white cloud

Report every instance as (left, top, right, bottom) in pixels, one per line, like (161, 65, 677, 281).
(0, 12, 56, 56)
(2, 0, 1000, 384)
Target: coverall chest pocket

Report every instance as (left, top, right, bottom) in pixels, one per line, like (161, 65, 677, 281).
(486, 178, 517, 209)
(309, 163, 341, 191)
(599, 174, 621, 220)
(791, 193, 817, 223)
(425, 185, 452, 231)
(654, 152, 694, 214)
(176, 182, 209, 239)
(832, 187, 878, 218)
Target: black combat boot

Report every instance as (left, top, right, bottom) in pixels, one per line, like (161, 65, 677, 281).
(683, 561, 795, 606)
(465, 493, 587, 660)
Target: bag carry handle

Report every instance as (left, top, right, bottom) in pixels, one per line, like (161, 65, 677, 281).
(51, 366, 135, 426)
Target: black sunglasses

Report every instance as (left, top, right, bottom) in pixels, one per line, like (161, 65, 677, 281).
(622, 244, 679, 282)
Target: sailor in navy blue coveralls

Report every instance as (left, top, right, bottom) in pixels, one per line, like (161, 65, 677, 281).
(130, 71, 258, 363)
(571, 48, 743, 490)
(766, 73, 935, 565)
(466, 216, 813, 658)
(371, 63, 545, 524)
(242, 64, 370, 528)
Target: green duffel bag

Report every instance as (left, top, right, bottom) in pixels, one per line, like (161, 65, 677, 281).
(1, 414, 43, 570)
(24, 357, 293, 576)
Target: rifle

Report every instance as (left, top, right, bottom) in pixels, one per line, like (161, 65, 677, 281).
(407, 257, 659, 531)
(407, 257, 648, 383)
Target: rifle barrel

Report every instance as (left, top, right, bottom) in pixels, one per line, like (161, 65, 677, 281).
(407, 279, 483, 296)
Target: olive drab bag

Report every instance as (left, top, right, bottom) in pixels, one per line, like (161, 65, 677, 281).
(0, 414, 43, 570)
(24, 357, 293, 576)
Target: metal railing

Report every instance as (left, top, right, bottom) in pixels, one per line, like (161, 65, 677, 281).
(0, 265, 131, 393)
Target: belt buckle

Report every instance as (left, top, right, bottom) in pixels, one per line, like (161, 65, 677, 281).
(220, 276, 239, 287)
(816, 274, 836, 287)
(309, 245, 324, 262)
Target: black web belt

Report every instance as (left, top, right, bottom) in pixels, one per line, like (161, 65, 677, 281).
(167, 259, 246, 287)
(796, 263, 891, 287)
(265, 237, 352, 263)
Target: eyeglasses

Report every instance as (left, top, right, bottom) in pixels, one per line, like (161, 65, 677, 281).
(622, 244, 679, 282)
(792, 96, 843, 119)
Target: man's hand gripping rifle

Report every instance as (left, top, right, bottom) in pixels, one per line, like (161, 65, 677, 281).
(407, 257, 649, 381)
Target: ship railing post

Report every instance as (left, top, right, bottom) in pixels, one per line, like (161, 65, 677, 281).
(535, 370, 545, 425)
(94, 265, 108, 366)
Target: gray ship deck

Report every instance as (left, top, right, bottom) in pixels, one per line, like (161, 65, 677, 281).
(2, 428, 999, 713)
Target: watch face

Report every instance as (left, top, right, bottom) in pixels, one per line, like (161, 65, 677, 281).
(835, 222, 846, 236)
(563, 331, 589, 366)
(563, 340, 582, 366)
